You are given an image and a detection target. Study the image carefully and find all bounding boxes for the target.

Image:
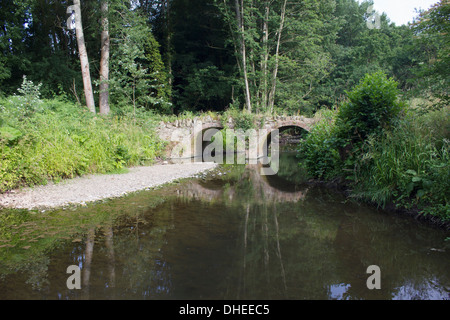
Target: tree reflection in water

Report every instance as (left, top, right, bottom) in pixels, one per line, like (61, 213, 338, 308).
(0, 153, 448, 300)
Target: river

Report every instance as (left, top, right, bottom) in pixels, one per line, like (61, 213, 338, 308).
(0, 153, 449, 300)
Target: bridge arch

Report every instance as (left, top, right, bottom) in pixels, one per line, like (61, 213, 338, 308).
(158, 116, 316, 161)
(194, 123, 225, 161)
(260, 123, 310, 153)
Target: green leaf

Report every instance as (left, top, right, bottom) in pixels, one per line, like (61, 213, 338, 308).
(405, 182, 415, 194)
(0, 126, 23, 144)
(416, 189, 426, 199)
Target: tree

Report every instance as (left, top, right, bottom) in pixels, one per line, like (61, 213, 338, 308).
(109, 2, 171, 113)
(69, 0, 96, 113)
(151, 0, 235, 112)
(0, 0, 32, 94)
(216, 0, 337, 114)
(99, 0, 110, 115)
(411, 0, 450, 107)
(307, 0, 420, 111)
(149, 0, 174, 89)
(275, 0, 337, 114)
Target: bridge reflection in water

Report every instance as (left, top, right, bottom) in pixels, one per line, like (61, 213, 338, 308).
(176, 163, 308, 205)
(171, 153, 312, 299)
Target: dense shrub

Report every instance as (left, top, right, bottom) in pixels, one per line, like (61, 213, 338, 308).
(336, 71, 404, 145)
(222, 107, 256, 131)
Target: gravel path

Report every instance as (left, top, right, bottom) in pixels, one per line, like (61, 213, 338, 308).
(0, 162, 218, 210)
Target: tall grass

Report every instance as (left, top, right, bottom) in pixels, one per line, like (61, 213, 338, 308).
(0, 97, 166, 192)
(352, 107, 449, 220)
(298, 105, 449, 221)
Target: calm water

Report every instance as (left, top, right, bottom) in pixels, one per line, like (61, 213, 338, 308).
(0, 153, 449, 300)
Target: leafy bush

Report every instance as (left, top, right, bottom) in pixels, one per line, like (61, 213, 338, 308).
(14, 76, 44, 118)
(336, 71, 404, 144)
(0, 126, 23, 145)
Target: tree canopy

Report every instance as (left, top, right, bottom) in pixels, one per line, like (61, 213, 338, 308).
(0, 0, 447, 115)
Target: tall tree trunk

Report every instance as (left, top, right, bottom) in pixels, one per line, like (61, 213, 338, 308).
(70, 0, 96, 113)
(268, 0, 287, 113)
(261, 1, 270, 111)
(99, 0, 110, 115)
(161, 0, 173, 90)
(236, 0, 252, 113)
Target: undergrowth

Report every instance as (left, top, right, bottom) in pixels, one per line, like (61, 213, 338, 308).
(0, 92, 166, 192)
(298, 72, 449, 223)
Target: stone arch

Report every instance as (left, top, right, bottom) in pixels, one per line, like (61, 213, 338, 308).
(191, 122, 225, 160)
(274, 120, 312, 132)
(262, 123, 310, 150)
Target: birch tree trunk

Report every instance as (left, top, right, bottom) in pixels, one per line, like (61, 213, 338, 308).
(71, 0, 96, 113)
(99, 0, 110, 115)
(268, 0, 287, 113)
(261, 1, 270, 111)
(235, 0, 252, 113)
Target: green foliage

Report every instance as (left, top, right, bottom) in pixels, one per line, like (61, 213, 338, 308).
(298, 109, 341, 179)
(411, 0, 450, 108)
(175, 64, 232, 112)
(163, 0, 235, 112)
(109, 4, 172, 113)
(0, 76, 44, 121)
(0, 98, 166, 193)
(310, 0, 408, 109)
(16, 76, 42, 105)
(299, 71, 449, 222)
(336, 71, 403, 143)
(0, 126, 23, 145)
(0, 0, 443, 116)
(215, 0, 338, 114)
(222, 107, 256, 131)
(352, 108, 449, 220)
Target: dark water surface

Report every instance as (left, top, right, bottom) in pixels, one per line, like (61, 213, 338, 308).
(0, 153, 449, 300)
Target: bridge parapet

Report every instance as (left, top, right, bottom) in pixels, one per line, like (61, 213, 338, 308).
(156, 115, 316, 142)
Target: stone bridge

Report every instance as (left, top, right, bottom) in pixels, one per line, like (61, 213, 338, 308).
(156, 115, 316, 161)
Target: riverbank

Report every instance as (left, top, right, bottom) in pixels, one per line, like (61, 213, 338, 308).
(0, 162, 218, 210)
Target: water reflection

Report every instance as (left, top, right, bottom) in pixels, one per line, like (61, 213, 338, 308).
(0, 153, 449, 300)
(178, 166, 308, 204)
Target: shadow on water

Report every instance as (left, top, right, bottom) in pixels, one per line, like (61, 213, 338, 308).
(0, 153, 449, 300)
